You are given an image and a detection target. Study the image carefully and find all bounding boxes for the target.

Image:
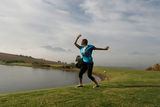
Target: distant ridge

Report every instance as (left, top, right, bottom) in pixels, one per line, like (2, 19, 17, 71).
(0, 52, 63, 65)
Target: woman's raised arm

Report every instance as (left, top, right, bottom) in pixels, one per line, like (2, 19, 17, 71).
(74, 34, 82, 48)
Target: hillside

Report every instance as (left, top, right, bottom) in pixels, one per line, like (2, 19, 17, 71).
(0, 52, 63, 65)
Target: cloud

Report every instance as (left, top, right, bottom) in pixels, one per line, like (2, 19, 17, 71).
(42, 45, 69, 52)
(0, 0, 160, 69)
(130, 52, 158, 56)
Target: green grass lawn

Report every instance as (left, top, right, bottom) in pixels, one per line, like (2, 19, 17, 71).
(0, 67, 160, 107)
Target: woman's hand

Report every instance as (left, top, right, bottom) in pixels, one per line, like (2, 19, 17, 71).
(77, 34, 82, 39)
(104, 46, 110, 50)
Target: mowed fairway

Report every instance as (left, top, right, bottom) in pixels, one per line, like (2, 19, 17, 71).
(0, 67, 160, 107)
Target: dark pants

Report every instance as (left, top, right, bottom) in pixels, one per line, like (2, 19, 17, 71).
(79, 61, 95, 81)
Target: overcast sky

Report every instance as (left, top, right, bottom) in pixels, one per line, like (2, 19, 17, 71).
(0, 0, 160, 69)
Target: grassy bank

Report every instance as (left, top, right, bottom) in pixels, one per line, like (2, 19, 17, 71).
(0, 66, 160, 107)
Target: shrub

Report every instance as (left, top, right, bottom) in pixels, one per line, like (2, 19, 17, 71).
(3, 60, 25, 64)
(32, 62, 50, 67)
(62, 65, 72, 69)
(153, 64, 160, 71)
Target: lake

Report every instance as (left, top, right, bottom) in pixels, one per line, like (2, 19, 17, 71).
(0, 65, 100, 94)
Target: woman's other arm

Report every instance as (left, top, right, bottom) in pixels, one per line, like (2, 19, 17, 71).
(94, 46, 110, 50)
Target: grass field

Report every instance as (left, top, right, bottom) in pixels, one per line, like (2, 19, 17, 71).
(0, 66, 160, 107)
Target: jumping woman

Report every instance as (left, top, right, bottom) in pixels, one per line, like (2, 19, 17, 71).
(74, 34, 110, 88)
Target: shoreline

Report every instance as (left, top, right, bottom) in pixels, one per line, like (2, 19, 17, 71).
(0, 63, 108, 81)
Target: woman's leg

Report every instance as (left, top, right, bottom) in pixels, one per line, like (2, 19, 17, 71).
(87, 63, 99, 86)
(79, 62, 87, 85)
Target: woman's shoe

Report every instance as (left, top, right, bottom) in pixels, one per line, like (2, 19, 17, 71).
(77, 84, 83, 87)
(93, 84, 100, 88)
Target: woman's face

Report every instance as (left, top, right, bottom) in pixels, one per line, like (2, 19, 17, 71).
(81, 40, 85, 45)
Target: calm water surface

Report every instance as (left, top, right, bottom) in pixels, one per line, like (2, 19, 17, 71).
(0, 65, 100, 94)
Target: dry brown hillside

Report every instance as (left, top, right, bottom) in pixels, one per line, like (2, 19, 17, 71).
(0, 52, 64, 65)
